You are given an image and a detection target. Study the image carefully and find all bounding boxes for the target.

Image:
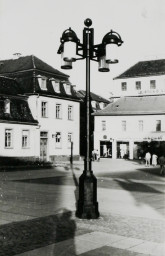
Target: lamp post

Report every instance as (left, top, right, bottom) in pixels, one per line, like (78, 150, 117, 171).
(57, 18, 123, 219)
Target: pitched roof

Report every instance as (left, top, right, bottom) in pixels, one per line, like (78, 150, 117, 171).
(77, 90, 110, 103)
(114, 59, 165, 79)
(0, 56, 80, 101)
(0, 55, 69, 78)
(0, 76, 23, 95)
(0, 97, 38, 124)
(93, 96, 165, 116)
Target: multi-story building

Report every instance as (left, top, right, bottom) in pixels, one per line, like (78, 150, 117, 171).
(93, 59, 165, 159)
(0, 55, 81, 162)
(0, 76, 38, 161)
(111, 59, 165, 101)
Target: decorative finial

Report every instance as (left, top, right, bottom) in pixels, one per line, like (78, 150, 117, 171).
(84, 18, 92, 27)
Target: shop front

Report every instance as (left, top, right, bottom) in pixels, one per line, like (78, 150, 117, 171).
(100, 140, 112, 158)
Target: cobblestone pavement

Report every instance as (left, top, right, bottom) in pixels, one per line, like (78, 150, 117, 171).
(0, 159, 164, 255)
(0, 211, 164, 255)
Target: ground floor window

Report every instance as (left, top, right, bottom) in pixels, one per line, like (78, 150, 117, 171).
(55, 132, 62, 148)
(22, 130, 29, 148)
(117, 142, 129, 159)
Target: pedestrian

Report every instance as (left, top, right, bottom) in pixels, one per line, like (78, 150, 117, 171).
(96, 150, 100, 162)
(158, 155, 165, 175)
(152, 153, 158, 166)
(145, 152, 151, 167)
(92, 150, 95, 161)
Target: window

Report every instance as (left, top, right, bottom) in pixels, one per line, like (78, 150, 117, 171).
(64, 84, 71, 94)
(41, 102, 48, 117)
(4, 99, 10, 114)
(138, 120, 143, 131)
(121, 82, 127, 91)
(68, 132, 73, 147)
(150, 80, 156, 89)
(5, 129, 13, 148)
(56, 104, 62, 119)
(55, 132, 61, 148)
(52, 80, 60, 93)
(156, 120, 161, 131)
(68, 105, 73, 120)
(38, 76, 47, 90)
(102, 120, 106, 131)
(136, 81, 141, 90)
(91, 101, 96, 108)
(22, 130, 29, 148)
(122, 120, 126, 131)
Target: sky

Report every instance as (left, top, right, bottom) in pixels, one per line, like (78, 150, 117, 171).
(0, 0, 165, 98)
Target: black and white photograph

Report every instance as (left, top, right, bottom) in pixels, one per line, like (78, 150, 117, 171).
(0, 0, 165, 255)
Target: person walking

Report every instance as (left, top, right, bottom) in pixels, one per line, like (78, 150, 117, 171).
(96, 150, 100, 162)
(152, 154, 158, 166)
(158, 155, 165, 175)
(145, 152, 151, 167)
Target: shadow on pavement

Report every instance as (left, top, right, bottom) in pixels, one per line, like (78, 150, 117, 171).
(114, 178, 163, 194)
(0, 209, 77, 256)
(137, 166, 163, 177)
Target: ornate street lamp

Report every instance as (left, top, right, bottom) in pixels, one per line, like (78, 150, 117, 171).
(57, 18, 123, 219)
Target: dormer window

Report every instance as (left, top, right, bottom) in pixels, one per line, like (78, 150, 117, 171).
(64, 84, 71, 94)
(91, 101, 96, 108)
(4, 99, 10, 114)
(99, 102, 104, 109)
(37, 76, 47, 90)
(52, 80, 60, 93)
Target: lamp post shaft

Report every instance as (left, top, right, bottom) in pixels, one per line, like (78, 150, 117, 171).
(85, 30, 91, 174)
(76, 26, 99, 219)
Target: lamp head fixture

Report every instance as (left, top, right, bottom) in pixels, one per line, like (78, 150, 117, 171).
(102, 30, 123, 64)
(102, 30, 123, 46)
(60, 28, 80, 44)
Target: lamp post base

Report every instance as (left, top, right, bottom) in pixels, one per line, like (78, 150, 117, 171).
(76, 171, 99, 219)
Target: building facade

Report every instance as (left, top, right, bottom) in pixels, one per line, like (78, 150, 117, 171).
(94, 59, 165, 159)
(111, 59, 165, 100)
(0, 55, 80, 162)
(0, 76, 38, 161)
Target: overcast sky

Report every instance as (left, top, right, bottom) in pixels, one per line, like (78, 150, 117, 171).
(0, 0, 165, 98)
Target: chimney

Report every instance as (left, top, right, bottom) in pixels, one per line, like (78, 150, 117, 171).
(13, 53, 22, 59)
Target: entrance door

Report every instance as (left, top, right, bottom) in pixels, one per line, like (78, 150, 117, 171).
(100, 141, 112, 158)
(40, 132, 48, 161)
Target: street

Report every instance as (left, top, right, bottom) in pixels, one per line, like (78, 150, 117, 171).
(0, 158, 165, 255)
